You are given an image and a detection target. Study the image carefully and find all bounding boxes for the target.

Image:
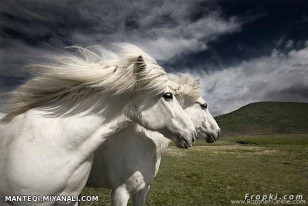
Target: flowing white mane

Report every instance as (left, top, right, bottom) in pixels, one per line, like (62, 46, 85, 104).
(2, 44, 169, 122)
(168, 73, 201, 108)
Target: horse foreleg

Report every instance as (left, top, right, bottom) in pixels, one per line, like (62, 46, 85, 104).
(132, 185, 150, 206)
(111, 185, 130, 206)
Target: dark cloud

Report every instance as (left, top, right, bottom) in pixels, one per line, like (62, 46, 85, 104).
(0, 0, 307, 115)
(0, 0, 240, 109)
(0, 1, 240, 66)
(266, 84, 308, 100)
(0, 0, 239, 58)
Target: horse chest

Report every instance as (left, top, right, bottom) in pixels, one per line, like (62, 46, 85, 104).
(61, 155, 94, 195)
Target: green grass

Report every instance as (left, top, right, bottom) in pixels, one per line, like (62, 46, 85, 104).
(216, 102, 308, 136)
(81, 134, 308, 206)
(229, 134, 308, 146)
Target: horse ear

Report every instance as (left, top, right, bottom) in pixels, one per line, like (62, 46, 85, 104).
(134, 55, 146, 72)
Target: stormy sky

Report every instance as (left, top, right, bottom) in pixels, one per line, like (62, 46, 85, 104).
(0, 0, 307, 115)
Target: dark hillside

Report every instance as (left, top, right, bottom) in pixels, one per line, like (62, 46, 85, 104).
(215, 102, 308, 136)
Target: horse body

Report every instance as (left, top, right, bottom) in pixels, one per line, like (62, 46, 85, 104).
(87, 124, 169, 206)
(0, 110, 126, 206)
(87, 74, 221, 206)
(0, 45, 196, 206)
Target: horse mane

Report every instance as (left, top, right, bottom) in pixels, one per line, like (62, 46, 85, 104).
(168, 73, 201, 108)
(2, 44, 168, 122)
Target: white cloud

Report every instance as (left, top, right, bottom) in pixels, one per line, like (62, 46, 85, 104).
(68, 0, 240, 61)
(276, 37, 284, 46)
(285, 39, 294, 49)
(199, 44, 308, 116)
(139, 16, 239, 60)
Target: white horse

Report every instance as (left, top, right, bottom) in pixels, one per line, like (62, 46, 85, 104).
(0, 44, 197, 206)
(87, 74, 221, 206)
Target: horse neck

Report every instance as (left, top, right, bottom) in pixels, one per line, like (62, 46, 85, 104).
(60, 112, 105, 140)
(22, 109, 107, 150)
(136, 125, 171, 152)
(101, 123, 170, 154)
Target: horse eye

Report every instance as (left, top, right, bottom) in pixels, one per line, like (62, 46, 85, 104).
(200, 103, 207, 110)
(163, 92, 173, 101)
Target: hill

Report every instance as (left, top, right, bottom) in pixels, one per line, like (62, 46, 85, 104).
(215, 102, 308, 136)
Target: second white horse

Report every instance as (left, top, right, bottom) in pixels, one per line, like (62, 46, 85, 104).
(87, 74, 221, 206)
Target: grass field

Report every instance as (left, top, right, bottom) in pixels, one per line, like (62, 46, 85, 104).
(81, 134, 308, 206)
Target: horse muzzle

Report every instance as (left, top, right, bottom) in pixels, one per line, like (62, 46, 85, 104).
(205, 132, 220, 143)
(174, 131, 196, 149)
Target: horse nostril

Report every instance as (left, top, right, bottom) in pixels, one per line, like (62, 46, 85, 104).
(217, 132, 220, 140)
